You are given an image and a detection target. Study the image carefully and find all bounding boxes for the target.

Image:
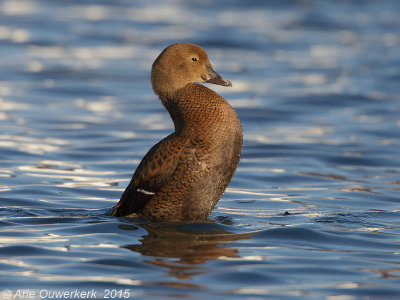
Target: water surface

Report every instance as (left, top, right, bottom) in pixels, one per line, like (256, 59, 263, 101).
(1, 0, 400, 299)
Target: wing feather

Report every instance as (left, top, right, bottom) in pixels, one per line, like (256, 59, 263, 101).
(111, 134, 189, 216)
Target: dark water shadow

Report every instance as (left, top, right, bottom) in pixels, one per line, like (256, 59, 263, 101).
(121, 220, 255, 278)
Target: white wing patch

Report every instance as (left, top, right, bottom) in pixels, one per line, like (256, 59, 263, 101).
(136, 188, 156, 196)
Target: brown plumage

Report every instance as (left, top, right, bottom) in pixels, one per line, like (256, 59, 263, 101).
(111, 43, 243, 221)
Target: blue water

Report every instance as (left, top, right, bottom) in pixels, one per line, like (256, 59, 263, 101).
(1, 0, 400, 299)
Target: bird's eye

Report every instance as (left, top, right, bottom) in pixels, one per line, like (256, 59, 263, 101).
(192, 57, 198, 62)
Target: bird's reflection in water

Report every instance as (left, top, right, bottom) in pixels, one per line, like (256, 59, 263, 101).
(121, 220, 255, 279)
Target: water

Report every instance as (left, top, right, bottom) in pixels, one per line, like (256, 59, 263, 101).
(1, 0, 399, 298)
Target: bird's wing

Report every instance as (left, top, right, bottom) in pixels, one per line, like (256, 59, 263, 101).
(111, 134, 190, 217)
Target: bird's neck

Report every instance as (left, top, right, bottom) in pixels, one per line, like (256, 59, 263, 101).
(159, 83, 224, 137)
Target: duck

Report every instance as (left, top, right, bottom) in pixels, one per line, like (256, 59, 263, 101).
(111, 43, 243, 221)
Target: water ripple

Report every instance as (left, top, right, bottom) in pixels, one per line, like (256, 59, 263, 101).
(1, 0, 400, 298)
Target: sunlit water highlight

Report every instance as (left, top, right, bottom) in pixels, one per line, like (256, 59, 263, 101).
(1, 0, 399, 298)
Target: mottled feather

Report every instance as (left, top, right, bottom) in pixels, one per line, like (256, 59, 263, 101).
(111, 134, 189, 216)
